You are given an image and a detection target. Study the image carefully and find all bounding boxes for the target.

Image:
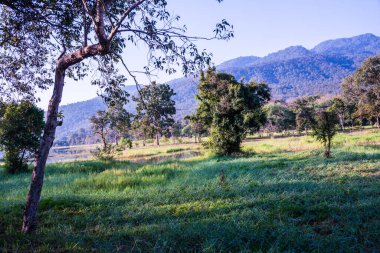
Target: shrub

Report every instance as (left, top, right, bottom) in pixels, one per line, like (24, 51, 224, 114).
(0, 101, 44, 174)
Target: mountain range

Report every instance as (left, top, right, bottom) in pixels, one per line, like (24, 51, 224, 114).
(56, 33, 380, 143)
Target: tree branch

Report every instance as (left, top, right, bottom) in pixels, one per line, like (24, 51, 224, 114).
(107, 0, 147, 42)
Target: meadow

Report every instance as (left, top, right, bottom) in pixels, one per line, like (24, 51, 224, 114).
(1, 130, 380, 252)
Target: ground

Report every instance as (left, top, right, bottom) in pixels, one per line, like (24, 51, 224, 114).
(1, 130, 380, 252)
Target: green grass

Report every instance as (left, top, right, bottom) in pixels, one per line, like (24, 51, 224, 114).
(1, 130, 380, 252)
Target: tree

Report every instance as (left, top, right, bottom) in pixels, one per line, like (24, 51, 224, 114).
(290, 96, 319, 134)
(342, 76, 362, 128)
(353, 56, 380, 128)
(171, 121, 183, 144)
(328, 97, 347, 131)
(133, 82, 176, 146)
(90, 104, 132, 160)
(194, 68, 270, 155)
(0, 101, 44, 173)
(311, 111, 339, 158)
(184, 116, 207, 143)
(263, 102, 296, 134)
(90, 110, 112, 153)
(181, 123, 194, 139)
(132, 115, 151, 146)
(108, 103, 133, 144)
(0, 0, 233, 232)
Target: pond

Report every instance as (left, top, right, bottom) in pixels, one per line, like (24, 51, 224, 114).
(47, 146, 95, 163)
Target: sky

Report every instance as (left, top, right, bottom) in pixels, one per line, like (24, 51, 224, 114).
(37, 0, 380, 108)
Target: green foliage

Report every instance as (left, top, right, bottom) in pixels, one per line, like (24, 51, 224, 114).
(0, 1, 233, 104)
(133, 82, 176, 145)
(52, 34, 380, 143)
(1, 131, 380, 252)
(194, 68, 270, 155)
(327, 97, 352, 130)
(90, 103, 132, 160)
(181, 124, 193, 138)
(291, 95, 320, 132)
(0, 101, 44, 173)
(342, 55, 380, 128)
(264, 101, 296, 133)
(311, 111, 339, 158)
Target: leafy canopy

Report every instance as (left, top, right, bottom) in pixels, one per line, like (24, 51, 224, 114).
(133, 82, 176, 139)
(0, 101, 44, 173)
(194, 68, 270, 155)
(0, 0, 233, 102)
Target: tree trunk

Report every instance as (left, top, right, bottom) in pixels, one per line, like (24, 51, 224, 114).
(324, 138, 331, 158)
(22, 68, 65, 233)
(360, 115, 363, 130)
(377, 116, 380, 128)
(339, 114, 345, 131)
(156, 133, 160, 146)
(101, 131, 107, 152)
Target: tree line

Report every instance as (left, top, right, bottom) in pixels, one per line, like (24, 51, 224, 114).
(3, 54, 380, 171)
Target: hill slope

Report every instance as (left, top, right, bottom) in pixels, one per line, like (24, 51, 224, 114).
(56, 33, 380, 142)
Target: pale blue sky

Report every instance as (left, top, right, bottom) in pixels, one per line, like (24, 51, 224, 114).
(38, 0, 380, 108)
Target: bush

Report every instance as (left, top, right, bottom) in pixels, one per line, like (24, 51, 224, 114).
(0, 101, 44, 174)
(4, 149, 28, 174)
(91, 146, 115, 162)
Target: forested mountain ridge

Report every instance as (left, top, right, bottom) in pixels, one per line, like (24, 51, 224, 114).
(56, 33, 380, 143)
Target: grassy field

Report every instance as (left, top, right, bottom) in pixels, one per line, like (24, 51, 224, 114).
(1, 130, 380, 252)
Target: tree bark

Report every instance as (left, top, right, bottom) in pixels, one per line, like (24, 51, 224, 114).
(339, 114, 345, 131)
(100, 130, 107, 152)
(22, 43, 107, 233)
(156, 133, 160, 146)
(377, 116, 380, 128)
(22, 68, 65, 233)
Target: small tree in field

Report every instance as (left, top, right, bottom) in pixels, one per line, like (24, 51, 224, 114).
(0, 101, 44, 173)
(133, 82, 176, 146)
(311, 111, 339, 158)
(90, 104, 132, 160)
(194, 68, 270, 155)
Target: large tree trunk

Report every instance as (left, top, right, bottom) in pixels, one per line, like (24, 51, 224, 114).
(377, 116, 380, 129)
(21, 43, 106, 233)
(22, 68, 65, 233)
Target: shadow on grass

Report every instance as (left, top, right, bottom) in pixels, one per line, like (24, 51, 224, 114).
(2, 176, 379, 252)
(1, 148, 380, 252)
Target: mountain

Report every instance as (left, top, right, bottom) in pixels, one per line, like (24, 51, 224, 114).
(56, 33, 380, 143)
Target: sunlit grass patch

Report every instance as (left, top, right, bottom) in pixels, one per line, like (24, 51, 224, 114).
(1, 130, 380, 252)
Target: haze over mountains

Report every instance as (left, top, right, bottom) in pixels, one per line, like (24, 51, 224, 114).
(56, 33, 380, 142)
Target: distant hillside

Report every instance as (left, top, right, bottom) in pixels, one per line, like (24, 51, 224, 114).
(57, 77, 199, 141)
(56, 33, 380, 142)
